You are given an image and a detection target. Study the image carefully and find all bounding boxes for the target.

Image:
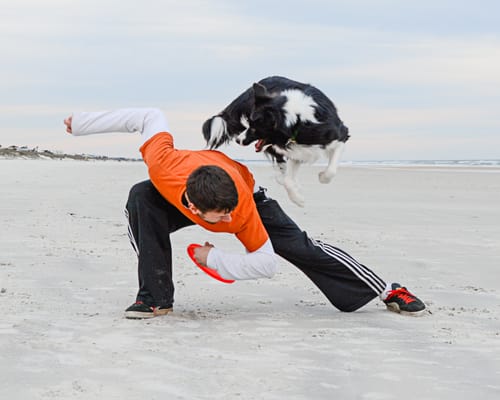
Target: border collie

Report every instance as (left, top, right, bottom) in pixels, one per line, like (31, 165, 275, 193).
(202, 76, 349, 207)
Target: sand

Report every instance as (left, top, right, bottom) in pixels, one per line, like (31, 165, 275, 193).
(0, 159, 499, 399)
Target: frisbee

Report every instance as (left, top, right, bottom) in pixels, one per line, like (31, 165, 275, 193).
(186, 243, 235, 284)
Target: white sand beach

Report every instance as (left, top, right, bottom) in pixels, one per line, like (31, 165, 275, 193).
(0, 159, 499, 399)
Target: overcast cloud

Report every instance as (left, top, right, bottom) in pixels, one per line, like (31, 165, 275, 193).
(1, 0, 499, 160)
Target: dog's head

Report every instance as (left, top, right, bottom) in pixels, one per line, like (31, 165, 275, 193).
(236, 83, 290, 152)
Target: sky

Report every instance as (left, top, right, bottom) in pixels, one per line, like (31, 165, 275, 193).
(1, 0, 499, 161)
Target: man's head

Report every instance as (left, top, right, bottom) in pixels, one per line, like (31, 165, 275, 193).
(186, 165, 238, 224)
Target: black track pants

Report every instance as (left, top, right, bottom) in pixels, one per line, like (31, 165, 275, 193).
(125, 181, 195, 307)
(255, 192, 386, 311)
(125, 181, 386, 311)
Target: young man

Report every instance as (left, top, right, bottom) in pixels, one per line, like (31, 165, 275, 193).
(64, 108, 426, 319)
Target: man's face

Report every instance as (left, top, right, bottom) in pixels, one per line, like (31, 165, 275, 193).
(198, 210, 232, 224)
(185, 192, 233, 224)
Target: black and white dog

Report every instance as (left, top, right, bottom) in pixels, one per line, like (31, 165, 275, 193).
(202, 76, 349, 207)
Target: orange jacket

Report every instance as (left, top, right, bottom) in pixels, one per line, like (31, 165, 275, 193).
(140, 132, 269, 252)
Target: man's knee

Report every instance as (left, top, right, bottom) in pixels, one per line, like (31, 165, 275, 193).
(126, 181, 156, 214)
(127, 180, 154, 204)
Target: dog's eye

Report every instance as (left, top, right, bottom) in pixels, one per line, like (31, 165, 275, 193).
(266, 111, 276, 123)
(250, 114, 262, 123)
(259, 111, 276, 128)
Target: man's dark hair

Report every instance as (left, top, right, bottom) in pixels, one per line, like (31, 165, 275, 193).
(186, 165, 238, 213)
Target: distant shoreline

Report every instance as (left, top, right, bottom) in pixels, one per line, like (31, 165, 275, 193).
(0, 145, 141, 162)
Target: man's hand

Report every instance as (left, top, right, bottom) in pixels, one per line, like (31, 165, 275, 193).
(193, 242, 214, 266)
(64, 116, 73, 134)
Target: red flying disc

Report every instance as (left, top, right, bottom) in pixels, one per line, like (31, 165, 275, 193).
(186, 244, 235, 284)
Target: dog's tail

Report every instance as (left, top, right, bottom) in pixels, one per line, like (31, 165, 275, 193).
(202, 116, 229, 149)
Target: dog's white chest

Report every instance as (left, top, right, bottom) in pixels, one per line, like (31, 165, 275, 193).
(274, 141, 342, 164)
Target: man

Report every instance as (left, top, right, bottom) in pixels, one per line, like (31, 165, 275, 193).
(64, 108, 426, 319)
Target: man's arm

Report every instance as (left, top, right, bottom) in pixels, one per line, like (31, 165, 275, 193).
(65, 108, 169, 144)
(65, 107, 278, 280)
(205, 239, 278, 280)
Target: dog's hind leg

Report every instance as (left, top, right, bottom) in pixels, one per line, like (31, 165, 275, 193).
(319, 141, 345, 184)
(284, 159, 305, 207)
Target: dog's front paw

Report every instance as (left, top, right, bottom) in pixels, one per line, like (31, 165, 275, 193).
(288, 192, 305, 207)
(275, 174, 285, 185)
(318, 170, 335, 184)
(285, 186, 305, 207)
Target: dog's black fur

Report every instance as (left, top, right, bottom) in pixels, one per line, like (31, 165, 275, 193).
(202, 76, 350, 206)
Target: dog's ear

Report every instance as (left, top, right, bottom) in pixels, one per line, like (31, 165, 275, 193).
(253, 83, 273, 103)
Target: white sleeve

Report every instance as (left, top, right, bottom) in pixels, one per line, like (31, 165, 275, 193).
(205, 239, 278, 280)
(71, 108, 169, 144)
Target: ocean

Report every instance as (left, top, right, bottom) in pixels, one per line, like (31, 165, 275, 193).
(239, 159, 500, 167)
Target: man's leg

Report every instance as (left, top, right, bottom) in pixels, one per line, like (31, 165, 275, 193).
(125, 180, 194, 314)
(254, 190, 385, 312)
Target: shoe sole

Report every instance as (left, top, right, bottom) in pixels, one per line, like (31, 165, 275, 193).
(124, 307, 173, 320)
(385, 302, 427, 317)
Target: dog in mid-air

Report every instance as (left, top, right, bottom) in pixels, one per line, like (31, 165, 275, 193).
(202, 76, 349, 207)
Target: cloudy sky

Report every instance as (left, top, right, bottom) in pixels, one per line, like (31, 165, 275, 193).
(1, 0, 499, 160)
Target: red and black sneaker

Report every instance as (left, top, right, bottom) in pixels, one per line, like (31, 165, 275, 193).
(124, 301, 173, 319)
(383, 283, 426, 316)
